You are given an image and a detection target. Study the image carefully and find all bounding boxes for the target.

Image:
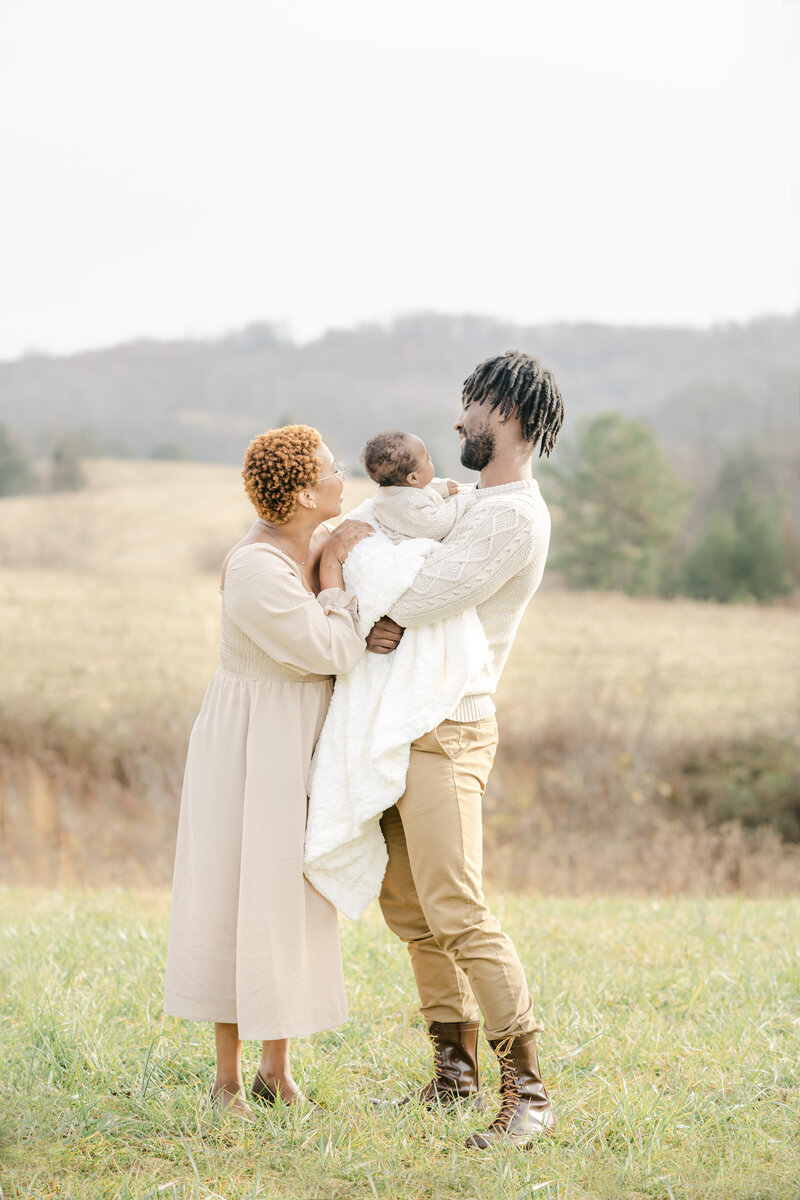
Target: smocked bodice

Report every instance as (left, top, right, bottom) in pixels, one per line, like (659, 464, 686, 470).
(219, 595, 331, 683)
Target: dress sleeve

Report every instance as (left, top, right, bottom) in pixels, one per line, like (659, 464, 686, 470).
(388, 500, 550, 627)
(224, 545, 365, 675)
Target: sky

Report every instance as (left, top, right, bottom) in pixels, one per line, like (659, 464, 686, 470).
(0, 0, 798, 359)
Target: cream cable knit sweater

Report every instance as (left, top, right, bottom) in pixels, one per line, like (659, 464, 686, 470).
(388, 479, 551, 722)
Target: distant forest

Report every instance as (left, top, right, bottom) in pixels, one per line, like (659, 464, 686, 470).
(1, 311, 798, 502)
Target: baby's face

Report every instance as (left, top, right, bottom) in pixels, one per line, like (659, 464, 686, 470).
(407, 436, 435, 488)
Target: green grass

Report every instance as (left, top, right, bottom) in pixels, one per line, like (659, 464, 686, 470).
(2, 891, 799, 1199)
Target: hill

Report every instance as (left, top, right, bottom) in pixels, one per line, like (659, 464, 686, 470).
(2, 313, 799, 480)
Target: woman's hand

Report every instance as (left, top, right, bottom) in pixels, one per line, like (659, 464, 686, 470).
(318, 519, 374, 591)
(321, 519, 374, 566)
(366, 616, 405, 654)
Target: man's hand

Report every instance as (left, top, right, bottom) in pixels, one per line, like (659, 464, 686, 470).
(366, 616, 405, 654)
(446, 479, 459, 495)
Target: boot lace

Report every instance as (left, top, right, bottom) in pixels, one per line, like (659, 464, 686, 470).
(491, 1040, 522, 1130)
(428, 1028, 447, 1088)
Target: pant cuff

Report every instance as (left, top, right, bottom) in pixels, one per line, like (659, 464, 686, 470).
(485, 1018, 545, 1040)
(420, 1007, 482, 1024)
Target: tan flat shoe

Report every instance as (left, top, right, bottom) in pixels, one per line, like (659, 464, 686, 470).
(251, 1071, 323, 1113)
(208, 1087, 255, 1122)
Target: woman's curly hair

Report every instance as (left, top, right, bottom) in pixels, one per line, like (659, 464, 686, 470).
(242, 425, 323, 524)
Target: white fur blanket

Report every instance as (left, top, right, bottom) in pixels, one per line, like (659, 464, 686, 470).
(303, 499, 490, 920)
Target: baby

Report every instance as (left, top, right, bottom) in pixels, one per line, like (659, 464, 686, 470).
(305, 429, 491, 917)
(361, 430, 474, 544)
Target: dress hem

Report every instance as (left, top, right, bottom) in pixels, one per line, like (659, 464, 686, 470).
(163, 1002, 349, 1042)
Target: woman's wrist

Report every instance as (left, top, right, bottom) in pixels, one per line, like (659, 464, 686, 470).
(319, 546, 345, 591)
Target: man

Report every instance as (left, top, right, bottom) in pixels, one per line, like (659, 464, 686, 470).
(366, 349, 564, 1150)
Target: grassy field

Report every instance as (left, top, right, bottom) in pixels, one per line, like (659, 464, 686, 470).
(2, 888, 800, 1200)
(1, 460, 799, 890)
(2, 460, 797, 743)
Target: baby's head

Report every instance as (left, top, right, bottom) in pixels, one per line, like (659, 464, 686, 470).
(361, 431, 434, 489)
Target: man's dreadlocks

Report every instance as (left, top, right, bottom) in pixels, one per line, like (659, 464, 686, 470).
(462, 350, 564, 457)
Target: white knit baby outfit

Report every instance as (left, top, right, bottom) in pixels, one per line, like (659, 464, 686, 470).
(371, 478, 475, 544)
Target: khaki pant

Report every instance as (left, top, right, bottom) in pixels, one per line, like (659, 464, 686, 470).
(379, 717, 542, 1041)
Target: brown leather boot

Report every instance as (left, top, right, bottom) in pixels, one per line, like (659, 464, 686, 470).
(465, 1034, 555, 1148)
(408, 1020, 486, 1109)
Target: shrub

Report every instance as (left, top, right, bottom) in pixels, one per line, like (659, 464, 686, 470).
(0, 422, 38, 497)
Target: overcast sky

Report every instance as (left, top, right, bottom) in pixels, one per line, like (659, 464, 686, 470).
(1, 0, 798, 360)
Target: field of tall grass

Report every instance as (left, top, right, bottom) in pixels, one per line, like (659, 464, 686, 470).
(1, 459, 798, 890)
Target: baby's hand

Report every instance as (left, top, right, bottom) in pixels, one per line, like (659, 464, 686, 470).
(446, 479, 459, 495)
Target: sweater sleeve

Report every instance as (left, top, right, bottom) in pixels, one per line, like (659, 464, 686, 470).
(377, 488, 459, 541)
(224, 545, 365, 674)
(388, 499, 550, 627)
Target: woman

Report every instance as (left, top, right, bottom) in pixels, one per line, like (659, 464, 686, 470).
(164, 425, 372, 1118)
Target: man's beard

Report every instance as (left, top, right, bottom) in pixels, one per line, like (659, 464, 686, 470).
(460, 425, 496, 471)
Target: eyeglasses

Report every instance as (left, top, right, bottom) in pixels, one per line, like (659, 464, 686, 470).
(318, 461, 346, 482)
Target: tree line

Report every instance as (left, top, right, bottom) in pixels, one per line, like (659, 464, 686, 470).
(542, 413, 796, 602)
(2, 313, 798, 471)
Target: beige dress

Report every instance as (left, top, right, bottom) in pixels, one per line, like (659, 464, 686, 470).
(164, 542, 364, 1040)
